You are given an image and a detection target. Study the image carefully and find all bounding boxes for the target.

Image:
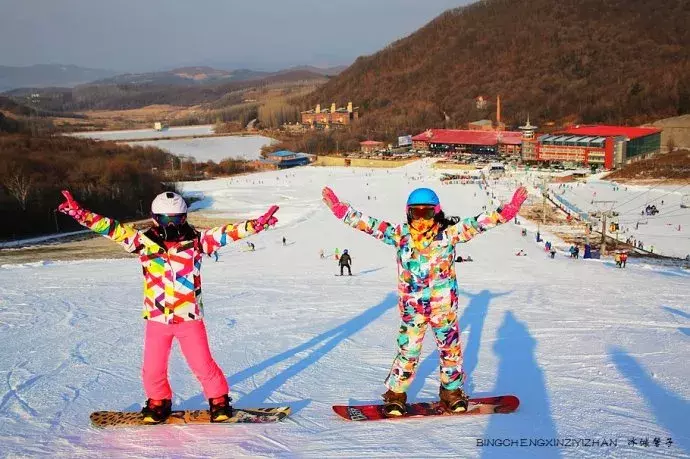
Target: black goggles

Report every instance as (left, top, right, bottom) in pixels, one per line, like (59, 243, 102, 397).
(153, 213, 187, 226)
(407, 206, 436, 220)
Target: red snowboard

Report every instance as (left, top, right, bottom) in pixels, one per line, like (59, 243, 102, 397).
(333, 395, 519, 421)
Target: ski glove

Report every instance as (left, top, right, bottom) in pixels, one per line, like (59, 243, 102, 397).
(57, 190, 87, 221)
(499, 186, 528, 222)
(322, 187, 349, 219)
(251, 205, 279, 233)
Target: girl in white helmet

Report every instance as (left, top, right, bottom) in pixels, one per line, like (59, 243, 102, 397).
(58, 190, 278, 423)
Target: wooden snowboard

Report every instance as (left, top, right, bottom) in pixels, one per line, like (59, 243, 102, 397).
(90, 406, 291, 428)
(333, 395, 518, 421)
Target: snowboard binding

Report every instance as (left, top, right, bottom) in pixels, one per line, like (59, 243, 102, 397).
(440, 386, 469, 413)
(209, 394, 233, 422)
(382, 390, 407, 417)
(141, 398, 172, 424)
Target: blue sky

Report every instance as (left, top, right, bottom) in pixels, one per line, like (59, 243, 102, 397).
(0, 0, 469, 72)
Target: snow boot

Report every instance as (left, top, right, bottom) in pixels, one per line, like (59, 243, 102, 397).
(209, 394, 232, 422)
(382, 389, 407, 417)
(440, 386, 469, 413)
(141, 398, 172, 424)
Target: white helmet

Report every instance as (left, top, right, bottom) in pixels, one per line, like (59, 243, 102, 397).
(151, 192, 187, 214)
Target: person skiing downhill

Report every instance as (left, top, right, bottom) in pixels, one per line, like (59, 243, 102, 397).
(339, 249, 352, 276)
(322, 185, 528, 416)
(57, 190, 279, 424)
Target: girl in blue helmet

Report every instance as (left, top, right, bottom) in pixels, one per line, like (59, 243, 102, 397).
(322, 185, 527, 416)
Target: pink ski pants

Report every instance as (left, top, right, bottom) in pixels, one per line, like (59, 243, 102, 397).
(142, 319, 229, 400)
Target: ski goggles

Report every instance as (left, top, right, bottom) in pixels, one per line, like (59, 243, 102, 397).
(407, 206, 436, 220)
(153, 213, 187, 226)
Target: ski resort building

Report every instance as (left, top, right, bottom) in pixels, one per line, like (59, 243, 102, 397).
(536, 125, 662, 169)
(301, 102, 359, 129)
(266, 150, 312, 169)
(411, 129, 523, 156)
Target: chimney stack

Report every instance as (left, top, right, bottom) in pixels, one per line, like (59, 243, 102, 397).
(316, 104, 321, 114)
(331, 102, 336, 113)
(347, 101, 353, 113)
(496, 95, 501, 126)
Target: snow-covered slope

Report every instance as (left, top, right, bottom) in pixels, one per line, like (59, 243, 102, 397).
(548, 180, 690, 258)
(1, 161, 688, 458)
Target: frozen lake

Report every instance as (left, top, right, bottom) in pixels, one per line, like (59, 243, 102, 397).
(68, 125, 215, 141)
(127, 135, 277, 162)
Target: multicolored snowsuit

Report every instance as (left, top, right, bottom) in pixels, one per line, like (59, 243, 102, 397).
(341, 206, 506, 392)
(70, 209, 259, 399)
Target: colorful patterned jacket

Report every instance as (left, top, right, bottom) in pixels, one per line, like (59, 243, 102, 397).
(341, 206, 505, 295)
(73, 210, 256, 324)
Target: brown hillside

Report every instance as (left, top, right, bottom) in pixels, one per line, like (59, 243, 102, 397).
(604, 149, 690, 183)
(308, 0, 690, 134)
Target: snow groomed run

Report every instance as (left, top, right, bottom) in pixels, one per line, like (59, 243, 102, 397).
(0, 160, 688, 457)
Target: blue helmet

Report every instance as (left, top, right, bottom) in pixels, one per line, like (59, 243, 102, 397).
(343, 249, 348, 254)
(406, 188, 440, 207)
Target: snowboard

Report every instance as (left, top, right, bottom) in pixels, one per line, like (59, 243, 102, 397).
(332, 395, 518, 421)
(90, 406, 290, 428)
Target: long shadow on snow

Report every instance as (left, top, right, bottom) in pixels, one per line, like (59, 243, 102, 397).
(406, 288, 511, 401)
(662, 306, 690, 320)
(662, 306, 690, 337)
(609, 346, 690, 454)
(179, 292, 398, 414)
(482, 311, 560, 459)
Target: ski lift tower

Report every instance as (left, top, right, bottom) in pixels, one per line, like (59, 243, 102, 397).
(592, 200, 617, 255)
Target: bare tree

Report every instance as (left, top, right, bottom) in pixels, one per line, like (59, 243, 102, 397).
(1, 163, 34, 211)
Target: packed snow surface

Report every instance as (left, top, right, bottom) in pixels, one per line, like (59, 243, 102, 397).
(547, 180, 690, 258)
(0, 161, 688, 458)
(127, 135, 276, 162)
(68, 125, 215, 141)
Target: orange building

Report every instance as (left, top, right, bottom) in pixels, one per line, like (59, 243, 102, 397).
(301, 101, 359, 128)
(536, 125, 662, 169)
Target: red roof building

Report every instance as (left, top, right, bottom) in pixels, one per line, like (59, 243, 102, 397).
(559, 125, 661, 140)
(412, 129, 523, 156)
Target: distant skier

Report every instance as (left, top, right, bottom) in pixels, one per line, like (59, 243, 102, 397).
(334, 248, 340, 261)
(339, 249, 352, 276)
(211, 250, 219, 262)
(57, 190, 278, 424)
(322, 185, 527, 416)
(282, 236, 287, 246)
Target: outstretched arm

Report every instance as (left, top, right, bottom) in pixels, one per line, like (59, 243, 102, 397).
(322, 187, 400, 247)
(199, 205, 278, 255)
(57, 190, 144, 254)
(448, 187, 528, 244)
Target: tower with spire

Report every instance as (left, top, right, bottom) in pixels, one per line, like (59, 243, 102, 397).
(519, 116, 539, 161)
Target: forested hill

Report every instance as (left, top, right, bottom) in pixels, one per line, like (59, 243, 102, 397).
(307, 0, 690, 133)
